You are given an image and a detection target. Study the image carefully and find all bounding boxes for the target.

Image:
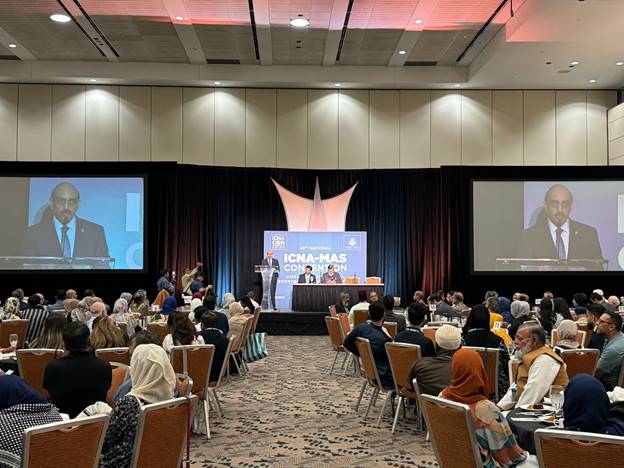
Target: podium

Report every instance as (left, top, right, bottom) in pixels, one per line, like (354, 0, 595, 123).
(254, 264, 275, 310)
(0, 256, 115, 269)
(495, 257, 607, 271)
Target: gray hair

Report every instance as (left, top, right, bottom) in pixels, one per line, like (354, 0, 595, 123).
(519, 321, 546, 346)
(486, 296, 500, 312)
(221, 293, 236, 309)
(113, 298, 128, 315)
(120, 292, 133, 304)
(511, 300, 530, 318)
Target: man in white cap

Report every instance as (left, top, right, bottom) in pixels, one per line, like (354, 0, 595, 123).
(591, 289, 615, 312)
(407, 324, 462, 395)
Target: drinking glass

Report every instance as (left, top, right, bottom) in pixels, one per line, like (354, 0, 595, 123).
(549, 385, 564, 416)
(9, 333, 18, 349)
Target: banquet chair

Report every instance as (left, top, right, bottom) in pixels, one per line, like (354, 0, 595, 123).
(385, 342, 422, 433)
(365, 277, 381, 284)
(576, 323, 592, 347)
(17, 349, 62, 398)
(355, 337, 394, 422)
(419, 394, 482, 468)
(535, 428, 624, 468)
(169, 344, 214, 439)
(176, 373, 194, 397)
(147, 323, 169, 343)
(325, 316, 347, 375)
(551, 329, 586, 348)
(462, 346, 500, 401)
(208, 337, 235, 419)
(229, 316, 254, 376)
(384, 322, 398, 340)
(251, 307, 262, 333)
(509, 359, 520, 385)
(421, 327, 439, 342)
(345, 276, 360, 284)
(337, 313, 350, 336)
(353, 309, 369, 328)
(21, 414, 109, 468)
(106, 362, 130, 406)
(129, 396, 198, 468)
(560, 348, 599, 380)
(96, 347, 131, 365)
(329, 305, 337, 317)
(0, 319, 29, 348)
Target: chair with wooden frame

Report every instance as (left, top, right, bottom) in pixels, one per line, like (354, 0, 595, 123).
(385, 342, 422, 433)
(169, 344, 215, 439)
(384, 322, 398, 340)
(0, 319, 29, 348)
(95, 347, 131, 365)
(325, 316, 348, 375)
(147, 323, 169, 343)
(129, 396, 198, 468)
(106, 362, 130, 406)
(229, 316, 254, 376)
(353, 309, 369, 328)
(208, 336, 235, 419)
(355, 337, 394, 424)
(462, 346, 500, 402)
(551, 329, 586, 348)
(337, 313, 350, 337)
(251, 307, 262, 333)
(365, 277, 381, 284)
(345, 276, 360, 284)
(17, 349, 62, 398)
(560, 348, 599, 380)
(419, 394, 482, 468)
(328, 305, 337, 317)
(21, 414, 109, 468)
(535, 428, 624, 468)
(509, 359, 520, 385)
(421, 326, 439, 342)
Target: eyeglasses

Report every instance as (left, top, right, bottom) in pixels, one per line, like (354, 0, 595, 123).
(597, 319, 614, 325)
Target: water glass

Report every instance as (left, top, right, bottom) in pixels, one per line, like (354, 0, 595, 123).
(9, 333, 18, 349)
(549, 385, 564, 416)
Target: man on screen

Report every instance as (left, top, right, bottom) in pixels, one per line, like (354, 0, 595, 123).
(297, 265, 316, 284)
(517, 184, 603, 267)
(24, 182, 110, 267)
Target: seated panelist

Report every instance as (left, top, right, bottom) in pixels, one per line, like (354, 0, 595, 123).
(320, 265, 342, 284)
(297, 265, 316, 284)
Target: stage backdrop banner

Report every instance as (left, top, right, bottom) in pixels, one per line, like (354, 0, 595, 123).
(263, 231, 367, 309)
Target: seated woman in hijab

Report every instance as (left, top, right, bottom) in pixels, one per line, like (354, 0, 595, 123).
(440, 348, 529, 467)
(110, 299, 138, 337)
(228, 303, 251, 348)
(0, 297, 20, 321)
(508, 301, 531, 340)
(0, 375, 62, 466)
(463, 305, 510, 397)
(152, 296, 178, 322)
(219, 293, 236, 319)
(99, 344, 176, 468)
(554, 320, 580, 352)
(130, 290, 149, 318)
(563, 374, 624, 436)
(239, 296, 256, 315)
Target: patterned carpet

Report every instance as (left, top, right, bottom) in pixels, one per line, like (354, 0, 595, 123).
(190, 335, 438, 467)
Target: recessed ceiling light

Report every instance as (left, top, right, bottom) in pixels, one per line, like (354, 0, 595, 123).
(570, 60, 579, 66)
(589, 79, 597, 83)
(175, 16, 184, 21)
(89, 79, 97, 82)
(214, 81, 221, 85)
(414, 19, 423, 24)
(616, 61, 624, 66)
(50, 14, 71, 23)
(398, 50, 407, 55)
(334, 83, 341, 87)
(8, 43, 16, 48)
(453, 84, 461, 88)
(289, 17, 310, 27)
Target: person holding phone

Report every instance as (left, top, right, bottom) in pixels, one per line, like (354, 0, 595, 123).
(156, 269, 175, 295)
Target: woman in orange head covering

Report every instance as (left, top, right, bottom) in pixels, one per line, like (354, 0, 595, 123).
(441, 348, 529, 467)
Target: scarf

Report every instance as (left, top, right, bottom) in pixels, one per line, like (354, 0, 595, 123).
(63, 298, 80, 314)
(162, 296, 178, 315)
(129, 344, 176, 404)
(441, 348, 489, 405)
(563, 374, 610, 433)
(511, 300, 530, 319)
(190, 298, 202, 314)
(0, 375, 47, 411)
(71, 297, 96, 322)
(221, 293, 235, 309)
(229, 302, 246, 318)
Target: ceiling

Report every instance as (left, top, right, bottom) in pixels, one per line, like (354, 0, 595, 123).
(0, 0, 622, 89)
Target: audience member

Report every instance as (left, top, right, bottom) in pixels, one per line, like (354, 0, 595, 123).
(202, 295, 229, 335)
(100, 344, 176, 468)
(47, 290, 66, 312)
(381, 295, 406, 333)
(63, 298, 79, 321)
(537, 298, 556, 337)
(20, 294, 49, 345)
(462, 304, 510, 396)
(220, 292, 236, 319)
(563, 374, 624, 435)
(247, 291, 260, 309)
(486, 297, 503, 328)
(43, 322, 112, 418)
(111, 298, 138, 336)
(343, 302, 393, 387)
(498, 322, 568, 410)
(0, 297, 20, 320)
(594, 311, 624, 391)
(83, 289, 96, 297)
(11, 289, 28, 311)
(428, 294, 456, 318)
(498, 296, 512, 323)
(413, 290, 425, 304)
(0, 375, 62, 465)
(90, 315, 127, 350)
(70, 296, 96, 323)
(553, 296, 572, 327)
(591, 291, 616, 313)
(65, 289, 77, 300)
(572, 292, 589, 319)
(161, 296, 178, 317)
(200, 311, 230, 382)
(29, 314, 66, 350)
(554, 320, 580, 351)
(163, 312, 205, 353)
(585, 304, 607, 352)
(228, 303, 251, 349)
(440, 349, 528, 466)
(369, 291, 379, 304)
(156, 269, 175, 295)
(451, 292, 468, 315)
(189, 297, 203, 323)
(181, 262, 202, 295)
(334, 292, 351, 315)
(395, 302, 436, 358)
(130, 290, 149, 317)
(608, 295, 621, 308)
(408, 325, 462, 395)
(508, 300, 531, 340)
(88, 301, 107, 332)
(240, 296, 255, 314)
(348, 290, 370, 326)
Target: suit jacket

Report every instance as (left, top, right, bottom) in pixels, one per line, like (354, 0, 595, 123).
(297, 273, 316, 284)
(334, 301, 351, 315)
(517, 218, 602, 264)
(25, 216, 109, 260)
(261, 258, 279, 277)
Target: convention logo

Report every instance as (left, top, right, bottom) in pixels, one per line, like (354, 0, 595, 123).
(271, 177, 358, 232)
(344, 234, 361, 250)
(271, 234, 287, 250)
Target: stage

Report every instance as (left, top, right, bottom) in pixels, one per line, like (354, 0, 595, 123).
(256, 310, 329, 336)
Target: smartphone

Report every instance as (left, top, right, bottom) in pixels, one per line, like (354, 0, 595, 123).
(535, 298, 542, 305)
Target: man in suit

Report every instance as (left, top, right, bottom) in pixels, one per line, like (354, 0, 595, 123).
(25, 182, 110, 268)
(261, 250, 279, 310)
(334, 292, 351, 315)
(297, 265, 316, 284)
(517, 184, 603, 269)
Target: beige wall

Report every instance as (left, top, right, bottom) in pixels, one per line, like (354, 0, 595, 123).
(608, 101, 624, 165)
(0, 84, 616, 168)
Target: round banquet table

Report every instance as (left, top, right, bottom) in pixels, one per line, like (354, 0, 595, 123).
(291, 283, 385, 312)
(506, 407, 558, 455)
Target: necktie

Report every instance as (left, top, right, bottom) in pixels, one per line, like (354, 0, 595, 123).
(555, 227, 566, 259)
(61, 225, 71, 257)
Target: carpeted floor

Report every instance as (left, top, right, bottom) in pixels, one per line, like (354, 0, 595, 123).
(190, 335, 438, 467)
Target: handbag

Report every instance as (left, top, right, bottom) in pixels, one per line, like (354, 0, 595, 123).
(242, 332, 268, 363)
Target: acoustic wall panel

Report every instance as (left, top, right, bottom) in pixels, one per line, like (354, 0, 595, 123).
(399, 90, 430, 168)
(245, 89, 276, 168)
(183, 87, 214, 165)
(151, 87, 183, 162)
(85, 86, 119, 161)
(431, 90, 461, 167)
(556, 90, 587, 165)
(308, 89, 338, 169)
(214, 88, 245, 167)
(277, 89, 307, 168)
(17, 84, 52, 162)
(492, 90, 523, 166)
(461, 90, 492, 165)
(0, 84, 17, 161)
(119, 86, 151, 161)
(370, 90, 400, 168)
(524, 90, 556, 166)
(338, 90, 369, 169)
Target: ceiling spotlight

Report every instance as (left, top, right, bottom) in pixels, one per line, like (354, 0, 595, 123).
(50, 14, 71, 23)
(8, 43, 16, 48)
(414, 19, 423, 24)
(334, 83, 341, 87)
(398, 50, 407, 55)
(214, 81, 221, 85)
(453, 84, 461, 88)
(616, 61, 624, 66)
(589, 79, 597, 83)
(89, 79, 97, 82)
(175, 16, 184, 21)
(289, 17, 310, 27)
(570, 60, 579, 66)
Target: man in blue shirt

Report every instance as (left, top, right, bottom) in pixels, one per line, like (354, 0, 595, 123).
(156, 269, 175, 295)
(595, 311, 624, 390)
(343, 302, 393, 387)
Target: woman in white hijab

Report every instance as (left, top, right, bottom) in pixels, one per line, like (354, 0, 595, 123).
(555, 319, 580, 351)
(188, 297, 203, 324)
(220, 292, 236, 319)
(100, 344, 176, 468)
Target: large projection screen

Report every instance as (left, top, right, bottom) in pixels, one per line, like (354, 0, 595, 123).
(473, 180, 624, 272)
(0, 176, 145, 271)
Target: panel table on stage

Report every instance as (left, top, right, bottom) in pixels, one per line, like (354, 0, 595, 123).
(291, 284, 385, 312)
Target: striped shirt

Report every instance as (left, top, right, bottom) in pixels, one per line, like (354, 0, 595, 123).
(19, 307, 49, 346)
